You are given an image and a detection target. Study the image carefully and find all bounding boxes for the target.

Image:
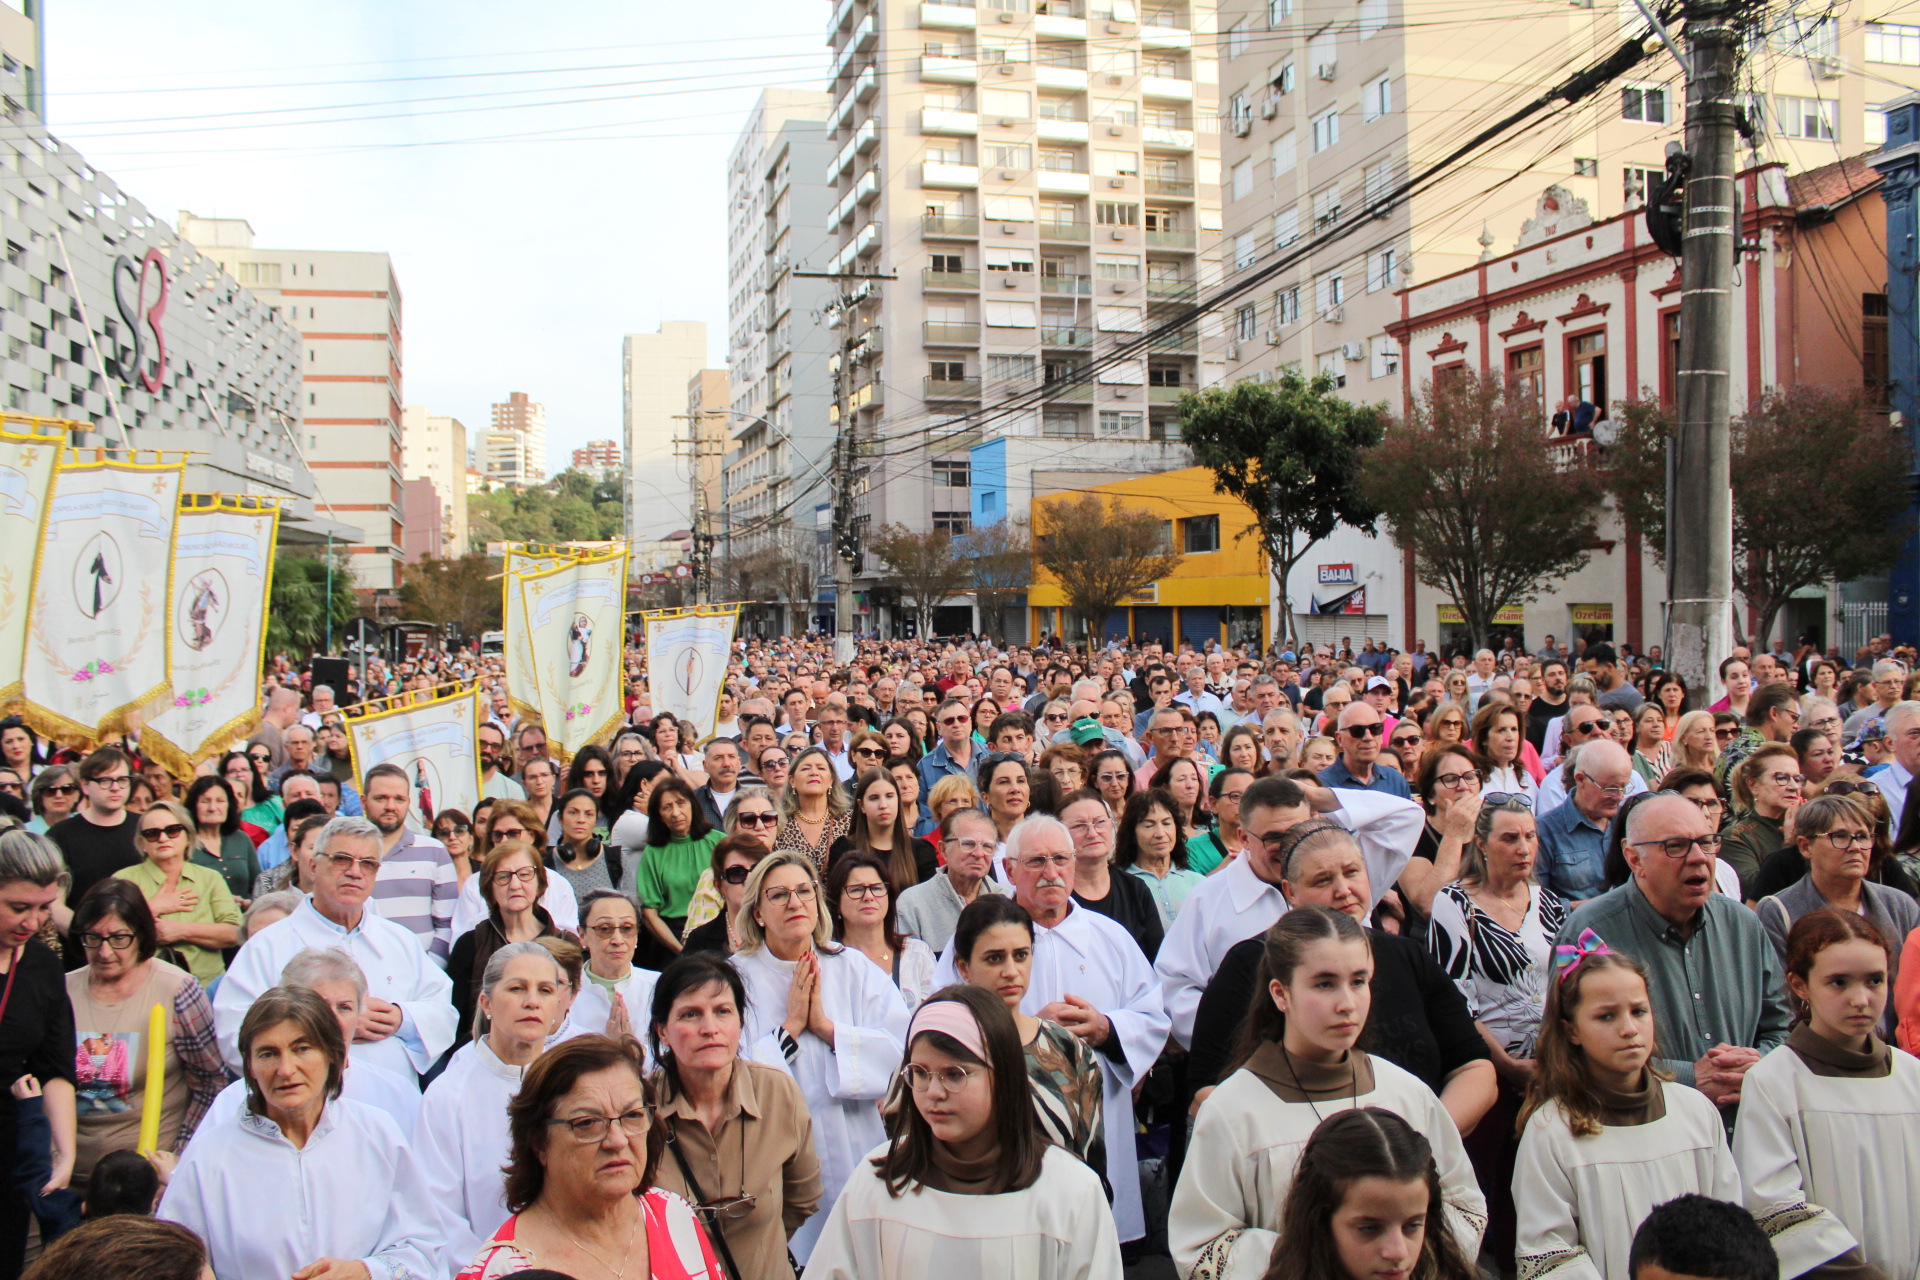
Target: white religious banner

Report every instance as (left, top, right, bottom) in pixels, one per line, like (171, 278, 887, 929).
(518, 546, 628, 763)
(502, 545, 576, 725)
(642, 605, 739, 742)
(22, 452, 185, 744)
(142, 496, 281, 772)
(344, 683, 483, 833)
(0, 420, 65, 711)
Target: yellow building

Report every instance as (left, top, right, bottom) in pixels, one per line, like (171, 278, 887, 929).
(1028, 467, 1268, 652)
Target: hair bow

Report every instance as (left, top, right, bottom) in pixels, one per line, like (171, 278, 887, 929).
(1552, 928, 1614, 983)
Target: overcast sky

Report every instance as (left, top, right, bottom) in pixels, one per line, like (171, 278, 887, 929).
(41, 1, 826, 491)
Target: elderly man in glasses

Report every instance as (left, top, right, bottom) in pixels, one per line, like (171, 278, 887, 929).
(931, 814, 1169, 1249)
(895, 808, 1009, 955)
(213, 815, 455, 1082)
(1556, 792, 1789, 1109)
(1535, 739, 1641, 905)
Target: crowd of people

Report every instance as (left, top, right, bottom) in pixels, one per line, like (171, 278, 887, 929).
(0, 624, 1917, 1280)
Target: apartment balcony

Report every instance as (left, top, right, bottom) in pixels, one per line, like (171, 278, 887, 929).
(856, 65, 877, 101)
(924, 376, 983, 400)
(919, 1, 978, 28)
(923, 268, 982, 290)
(1149, 330, 1198, 352)
(1041, 274, 1092, 295)
(1037, 169, 1091, 193)
(986, 269, 1035, 290)
(1142, 76, 1195, 100)
(921, 214, 980, 238)
(1144, 177, 1195, 198)
(923, 321, 983, 344)
(1145, 278, 1196, 300)
(923, 107, 979, 135)
(921, 54, 980, 83)
(854, 168, 880, 206)
(851, 221, 880, 256)
(1142, 126, 1195, 151)
(1035, 14, 1089, 38)
(1038, 220, 1090, 242)
(1148, 384, 1185, 403)
(854, 117, 879, 154)
(923, 161, 982, 188)
(834, 0, 858, 31)
(851, 381, 882, 410)
(1036, 118, 1090, 142)
(1146, 227, 1197, 249)
(1042, 381, 1095, 401)
(853, 14, 878, 50)
(1140, 21, 1192, 48)
(1041, 327, 1093, 346)
(1035, 65, 1090, 90)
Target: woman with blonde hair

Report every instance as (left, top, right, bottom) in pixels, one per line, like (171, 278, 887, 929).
(1671, 709, 1720, 774)
(1425, 702, 1470, 748)
(774, 746, 852, 875)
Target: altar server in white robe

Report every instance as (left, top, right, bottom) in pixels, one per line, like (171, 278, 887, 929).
(808, 985, 1121, 1280)
(933, 813, 1172, 1245)
(1170, 907, 1484, 1280)
(417, 942, 569, 1277)
(1156, 775, 1421, 1049)
(567, 887, 661, 1046)
(212, 946, 423, 1136)
(732, 848, 910, 1262)
(161, 985, 450, 1280)
(1733, 908, 1920, 1280)
(1513, 935, 1742, 1280)
(214, 816, 457, 1080)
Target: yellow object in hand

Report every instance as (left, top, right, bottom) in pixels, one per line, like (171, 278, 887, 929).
(136, 1000, 165, 1155)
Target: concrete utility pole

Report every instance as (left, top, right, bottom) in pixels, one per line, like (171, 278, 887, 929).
(1666, 0, 1740, 699)
(1872, 94, 1920, 648)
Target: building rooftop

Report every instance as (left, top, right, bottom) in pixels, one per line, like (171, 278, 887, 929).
(1786, 152, 1884, 216)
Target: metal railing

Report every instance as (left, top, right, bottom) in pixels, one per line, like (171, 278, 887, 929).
(1144, 177, 1195, 196)
(924, 376, 983, 399)
(1041, 274, 1092, 294)
(922, 268, 982, 290)
(1146, 228, 1197, 248)
(923, 322, 983, 344)
(1038, 221, 1091, 241)
(1041, 327, 1093, 346)
(921, 214, 980, 237)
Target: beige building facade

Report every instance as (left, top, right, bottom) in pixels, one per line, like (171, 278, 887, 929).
(400, 404, 469, 556)
(489, 391, 547, 485)
(623, 321, 709, 542)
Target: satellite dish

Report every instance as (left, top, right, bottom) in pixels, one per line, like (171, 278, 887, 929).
(1591, 416, 1620, 448)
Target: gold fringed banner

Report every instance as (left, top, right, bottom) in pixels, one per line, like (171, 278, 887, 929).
(518, 546, 629, 764)
(343, 681, 483, 833)
(641, 604, 740, 742)
(0, 424, 65, 712)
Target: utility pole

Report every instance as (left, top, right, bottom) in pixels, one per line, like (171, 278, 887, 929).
(1872, 95, 1920, 648)
(1666, 0, 1741, 699)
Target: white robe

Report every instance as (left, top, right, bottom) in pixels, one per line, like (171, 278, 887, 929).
(933, 901, 1171, 1243)
(213, 1061, 421, 1138)
(213, 897, 457, 1079)
(1169, 1054, 1485, 1280)
(416, 1039, 524, 1277)
(1513, 1084, 1742, 1280)
(450, 870, 578, 939)
(1731, 1041, 1920, 1279)
(1154, 789, 1422, 1048)
(569, 966, 663, 1061)
(733, 944, 910, 1262)
(161, 1096, 450, 1280)
(807, 1143, 1123, 1280)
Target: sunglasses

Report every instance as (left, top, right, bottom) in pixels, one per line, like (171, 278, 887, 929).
(1824, 779, 1881, 798)
(138, 823, 187, 842)
(41, 783, 78, 796)
(853, 746, 885, 759)
(1340, 722, 1383, 738)
(735, 811, 777, 827)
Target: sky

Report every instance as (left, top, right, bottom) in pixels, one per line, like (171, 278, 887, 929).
(39, 0, 828, 495)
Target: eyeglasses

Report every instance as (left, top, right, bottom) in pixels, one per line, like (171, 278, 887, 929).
(735, 811, 777, 828)
(138, 823, 187, 842)
(78, 931, 136, 952)
(92, 775, 133, 789)
(1572, 717, 1612, 734)
(1434, 770, 1480, 791)
(843, 882, 888, 901)
(759, 756, 789, 771)
(1714, 727, 1740, 741)
(588, 921, 640, 938)
(939, 715, 971, 727)
(902, 1063, 986, 1092)
(946, 837, 993, 855)
(434, 823, 471, 838)
(1044, 712, 1070, 724)
(1016, 853, 1073, 870)
(1066, 817, 1112, 837)
(490, 826, 529, 841)
(1631, 833, 1724, 858)
(1095, 771, 1130, 784)
(1576, 774, 1630, 798)
(1824, 779, 1881, 798)
(0, 782, 19, 795)
(246, 753, 271, 764)
(1390, 735, 1421, 748)
(1768, 772, 1807, 788)
(721, 864, 754, 885)
(1819, 830, 1875, 850)
(762, 884, 817, 907)
(492, 867, 539, 886)
(323, 852, 382, 875)
(546, 1109, 650, 1143)
(699, 1192, 759, 1220)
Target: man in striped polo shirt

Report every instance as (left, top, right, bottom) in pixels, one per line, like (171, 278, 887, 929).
(362, 762, 458, 966)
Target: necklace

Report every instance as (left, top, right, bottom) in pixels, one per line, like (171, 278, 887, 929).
(546, 1199, 642, 1280)
(1279, 1040, 1359, 1124)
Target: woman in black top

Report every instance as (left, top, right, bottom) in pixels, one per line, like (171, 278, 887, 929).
(827, 768, 937, 889)
(0, 829, 78, 1278)
(1185, 818, 1493, 1136)
(1059, 791, 1163, 963)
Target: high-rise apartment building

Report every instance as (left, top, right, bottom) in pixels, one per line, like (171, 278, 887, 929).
(179, 213, 405, 592)
(623, 322, 708, 542)
(400, 405, 469, 555)
(686, 369, 730, 578)
(490, 391, 547, 485)
(474, 426, 529, 489)
(819, 0, 1226, 634)
(724, 90, 837, 562)
(571, 439, 621, 479)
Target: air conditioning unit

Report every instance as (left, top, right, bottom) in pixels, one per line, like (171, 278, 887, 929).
(1265, 328, 1282, 345)
(1260, 100, 1278, 119)
(999, 116, 1017, 126)
(1003, 275, 1020, 287)
(1316, 62, 1338, 80)
(1231, 117, 1253, 136)
(1109, 177, 1126, 188)
(999, 63, 1016, 74)
(1110, 282, 1127, 292)
(1108, 125, 1125, 136)
(1107, 74, 1124, 84)
(1342, 342, 1365, 360)
(1324, 306, 1345, 323)
(1817, 55, 1844, 78)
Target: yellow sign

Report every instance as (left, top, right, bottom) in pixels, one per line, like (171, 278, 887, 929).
(1570, 603, 1615, 624)
(1437, 604, 1524, 625)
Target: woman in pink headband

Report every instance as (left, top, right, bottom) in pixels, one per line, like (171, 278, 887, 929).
(806, 985, 1122, 1279)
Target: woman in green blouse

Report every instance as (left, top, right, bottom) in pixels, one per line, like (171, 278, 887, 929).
(634, 776, 723, 967)
(186, 775, 259, 906)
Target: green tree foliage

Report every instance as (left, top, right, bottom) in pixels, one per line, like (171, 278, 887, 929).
(960, 518, 1032, 641)
(468, 469, 623, 548)
(397, 552, 503, 641)
(1180, 372, 1385, 626)
(1360, 369, 1609, 651)
(266, 550, 361, 659)
(869, 524, 973, 639)
(1035, 495, 1182, 642)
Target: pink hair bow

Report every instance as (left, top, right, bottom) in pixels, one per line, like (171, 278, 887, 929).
(1553, 927, 1614, 983)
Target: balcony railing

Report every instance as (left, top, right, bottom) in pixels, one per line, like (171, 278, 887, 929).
(921, 214, 980, 237)
(1038, 221, 1091, 241)
(923, 268, 982, 290)
(1148, 384, 1184, 402)
(1144, 177, 1195, 197)
(924, 376, 983, 399)
(1146, 278, 1196, 300)
(1041, 274, 1092, 295)
(1149, 330, 1198, 352)
(923, 321, 983, 344)
(1041, 327, 1093, 346)
(1043, 381, 1095, 401)
(1146, 228, 1197, 248)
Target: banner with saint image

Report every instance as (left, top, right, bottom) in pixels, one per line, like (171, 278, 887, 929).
(142, 496, 282, 772)
(518, 546, 628, 763)
(642, 605, 739, 742)
(502, 545, 576, 725)
(0, 421, 65, 711)
(344, 682, 482, 833)
(22, 452, 185, 744)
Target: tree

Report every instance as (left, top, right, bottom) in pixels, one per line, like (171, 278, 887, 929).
(960, 517, 1032, 640)
(1035, 494, 1182, 643)
(1603, 386, 1913, 646)
(398, 552, 502, 642)
(1180, 372, 1385, 640)
(266, 550, 361, 660)
(719, 524, 818, 634)
(467, 470, 623, 548)
(1360, 369, 1610, 651)
(869, 524, 973, 639)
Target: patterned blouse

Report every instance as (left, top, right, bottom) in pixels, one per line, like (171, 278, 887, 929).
(773, 812, 851, 876)
(1427, 880, 1566, 1059)
(1024, 1018, 1106, 1177)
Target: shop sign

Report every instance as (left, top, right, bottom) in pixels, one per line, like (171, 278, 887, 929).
(1438, 604, 1525, 624)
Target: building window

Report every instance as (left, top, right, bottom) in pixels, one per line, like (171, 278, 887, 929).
(1231, 158, 1253, 200)
(1573, 157, 1598, 177)
(1096, 98, 1141, 125)
(1865, 293, 1889, 405)
(1148, 364, 1182, 386)
(933, 510, 972, 534)
(1276, 287, 1301, 324)
(1569, 330, 1607, 411)
(1866, 22, 1920, 64)
(1315, 269, 1345, 312)
(987, 143, 1031, 167)
(1043, 410, 1085, 437)
(1624, 165, 1661, 205)
(1183, 514, 1221, 553)
(987, 353, 1037, 381)
(1268, 0, 1293, 26)
(1272, 63, 1296, 96)
(930, 252, 965, 273)
(1039, 147, 1080, 172)
(1364, 76, 1391, 120)
(1508, 344, 1544, 406)
(1271, 131, 1297, 176)
(1318, 351, 1347, 389)
(1228, 19, 1251, 56)
(1366, 246, 1397, 292)
(1358, 0, 1388, 34)
(933, 460, 972, 488)
(1775, 96, 1837, 140)
(1370, 335, 1400, 379)
(1099, 410, 1144, 436)
(1096, 254, 1141, 279)
(1311, 108, 1341, 152)
(1096, 201, 1139, 226)
(1774, 14, 1837, 57)
(1039, 95, 1078, 120)
(1867, 104, 1889, 146)
(1235, 304, 1258, 340)
(930, 360, 967, 381)
(1312, 184, 1343, 224)
(1235, 232, 1258, 270)
(1274, 207, 1300, 246)
(1621, 85, 1668, 122)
